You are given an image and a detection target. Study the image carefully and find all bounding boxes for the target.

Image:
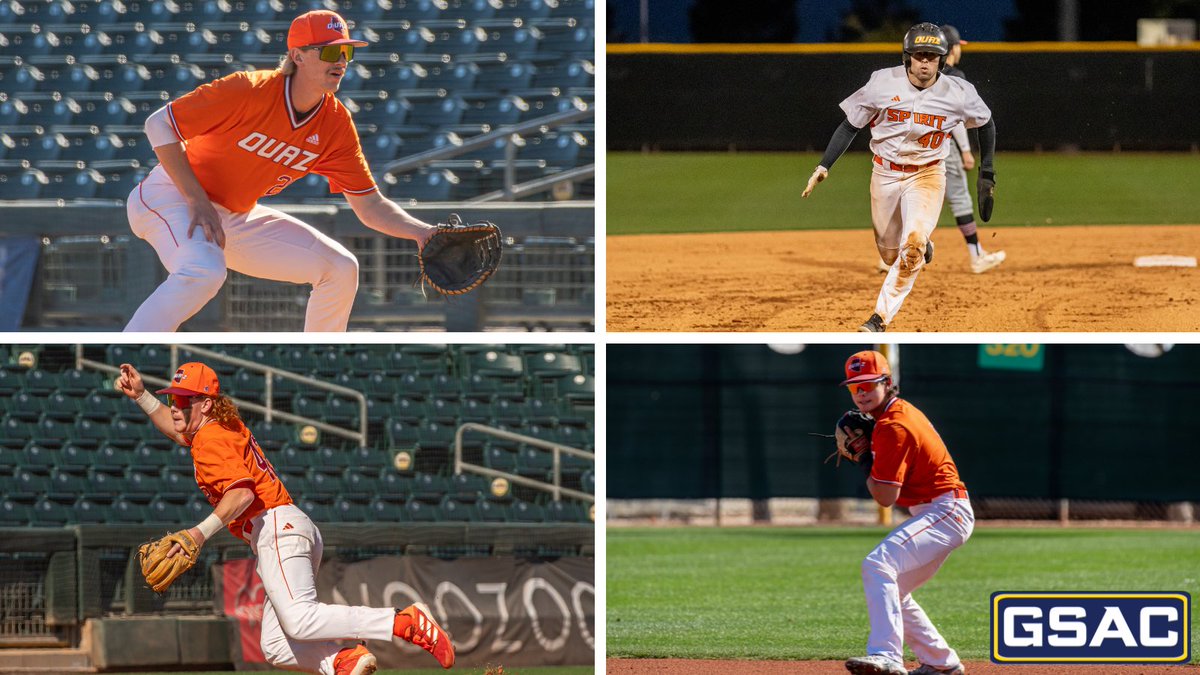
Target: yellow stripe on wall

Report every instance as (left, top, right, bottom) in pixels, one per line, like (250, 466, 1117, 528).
(607, 41, 1200, 55)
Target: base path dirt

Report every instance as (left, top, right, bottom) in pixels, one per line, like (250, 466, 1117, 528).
(607, 225, 1200, 332)
(607, 658, 1200, 673)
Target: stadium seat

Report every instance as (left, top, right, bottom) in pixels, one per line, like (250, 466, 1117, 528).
(93, 159, 149, 199)
(109, 498, 147, 524)
(405, 497, 442, 521)
(9, 468, 48, 500)
(510, 498, 545, 522)
(7, 391, 45, 422)
(324, 395, 362, 427)
(0, 499, 31, 527)
(331, 498, 369, 522)
(379, 470, 414, 496)
(32, 497, 73, 526)
(146, 497, 188, 524)
(440, 496, 478, 521)
(9, 93, 78, 127)
(309, 471, 344, 501)
(483, 444, 519, 472)
(475, 497, 509, 522)
(544, 499, 586, 523)
(58, 368, 104, 396)
(252, 420, 294, 450)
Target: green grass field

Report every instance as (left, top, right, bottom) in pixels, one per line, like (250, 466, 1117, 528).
(607, 152, 1200, 235)
(607, 527, 1200, 662)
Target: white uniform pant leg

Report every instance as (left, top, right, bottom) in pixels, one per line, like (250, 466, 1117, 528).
(861, 497, 973, 664)
(222, 205, 359, 332)
(124, 174, 229, 331)
(898, 560, 956, 668)
(254, 507, 395, 674)
(872, 165, 946, 324)
(942, 144, 973, 219)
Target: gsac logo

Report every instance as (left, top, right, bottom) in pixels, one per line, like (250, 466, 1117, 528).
(991, 592, 1191, 664)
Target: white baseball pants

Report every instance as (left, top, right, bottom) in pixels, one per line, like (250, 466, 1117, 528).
(124, 166, 359, 332)
(870, 162, 946, 324)
(249, 504, 396, 675)
(861, 491, 974, 669)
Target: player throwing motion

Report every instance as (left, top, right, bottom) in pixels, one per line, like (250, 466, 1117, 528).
(803, 23, 997, 332)
(835, 351, 973, 675)
(939, 25, 1004, 275)
(125, 10, 436, 332)
(116, 362, 455, 674)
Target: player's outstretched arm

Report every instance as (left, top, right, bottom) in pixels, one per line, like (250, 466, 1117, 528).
(115, 363, 186, 444)
(345, 191, 436, 249)
(802, 118, 862, 198)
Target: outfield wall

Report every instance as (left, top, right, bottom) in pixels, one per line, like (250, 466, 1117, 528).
(607, 44, 1200, 151)
(608, 344, 1199, 504)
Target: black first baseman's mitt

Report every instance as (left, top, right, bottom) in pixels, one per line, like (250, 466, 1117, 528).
(417, 214, 502, 296)
(823, 410, 876, 477)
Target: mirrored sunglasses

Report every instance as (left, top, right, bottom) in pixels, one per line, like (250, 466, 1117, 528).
(846, 380, 884, 395)
(308, 44, 354, 63)
(169, 394, 195, 409)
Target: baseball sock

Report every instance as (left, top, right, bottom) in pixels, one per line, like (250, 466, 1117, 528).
(956, 215, 982, 257)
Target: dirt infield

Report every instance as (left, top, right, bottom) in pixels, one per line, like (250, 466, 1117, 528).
(607, 225, 1200, 332)
(607, 658, 1200, 673)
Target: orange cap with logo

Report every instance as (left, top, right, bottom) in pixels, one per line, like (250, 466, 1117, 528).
(840, 350, 892, 385)
(157, 362, 221, 397)
(287, 10, 368, 49)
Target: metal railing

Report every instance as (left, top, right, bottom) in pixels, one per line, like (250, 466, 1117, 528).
(382, 106, 595, 201)
(75, 344, 368, 447)
(453, 422, 594, 503)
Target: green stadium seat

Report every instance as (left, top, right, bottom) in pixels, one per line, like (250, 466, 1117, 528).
(368, 497, 403, 520)
(560, 374, 595, 410)
(57, 443, 92, 472)
(277, 347, 319, 373)
(292, 393, 331, 421)
(511, 499, 545, 523)
(109, 498, 146, 524)
(72, 417, 110, 447)
(268, 373, 305, 404)
(74, 497, 108, 524)
(324, 395, 362, 427)
(31, 416, 66, 448)
(251, 421, 294, 450)
(348, 446, 390, 471)
(231, 368, 267, 398)
(331, 498, 370, 522)
(491, 397, 526, 425)
(309, 471, 344, 500)
(132, 441, 174, 469)
(138, 345, 173, 372)
(0, 370, 23, 396)
(475, 498, 509, 522)
(94, 442, 134, 470)
(123, 468, 160, 503)
(159, 467, 193, 500)
(412, 472, 449, 503)
(524, 397, 557, 425)
(386, 417, 422, 449)
(484, 445, 519, 473)
(428, 397, 461, 423)
(405, 498, 442, 522)
(182, 497, 210, 521)
(81, 390, 127, 421)
(24, 369, 59, 396)
(44, 391, 82, 422)
(458, 397, 492, 424)
(398, 345, 452, 375)
(32, 497, 72, 526)
(0, 446, 22, 471)
(440, 497, 478, 522)
(380, 470, 414, 497)
(9, 469, 48, 500)
(450, 473, 489, 501)
(7, 391, 45, 422)
(21, 442, 57, 474)
(146, 497, 188, 524)
(581, 469, 594, 494)
(545, 499, 587, 523)
(0, 499, 31, 527)
(275, 443, 314, 471)
(58, 369, 104, 396)
(313, 347, 353, 377)
(299, 499, 334, 523)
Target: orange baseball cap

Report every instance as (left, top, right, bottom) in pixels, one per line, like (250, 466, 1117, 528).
(157, 362, 220, 397)
(287, 10, 368, 49)
(840, 350, 891, 385)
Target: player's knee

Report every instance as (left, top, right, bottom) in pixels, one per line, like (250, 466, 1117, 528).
(319, 250, 359, 288)
(862, 551, 897, 581)
(274, 601, 320, 640)
(172, 262, 227, 298)
(260, 639, 290, 667)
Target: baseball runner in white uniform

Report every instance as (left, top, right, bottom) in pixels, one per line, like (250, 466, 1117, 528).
(125, 10, 436, 332)
(803, 23, 997, 332)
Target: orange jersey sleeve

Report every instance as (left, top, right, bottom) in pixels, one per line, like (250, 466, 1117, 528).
(869, 398, 965, 507)
(165, 69, 376, 212)
(167, 70, 253, 140)
(189, 421, 292, 540)
(310, 98, 377, 197)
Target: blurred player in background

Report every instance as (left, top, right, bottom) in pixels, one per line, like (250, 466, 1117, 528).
(939, 25, 1005, 275)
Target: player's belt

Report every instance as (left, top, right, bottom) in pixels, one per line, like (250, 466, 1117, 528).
(873, 155, 941, 172)
(913, 488, 969, 505)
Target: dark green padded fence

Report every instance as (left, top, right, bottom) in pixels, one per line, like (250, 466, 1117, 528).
(609, 344, 1200, 501)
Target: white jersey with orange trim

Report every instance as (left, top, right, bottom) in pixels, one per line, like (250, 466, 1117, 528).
(840, 66, 991, 166)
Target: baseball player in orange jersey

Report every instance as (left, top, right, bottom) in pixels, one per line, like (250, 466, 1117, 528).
(115, 362, 455, 674)
(803, 23, 997, 332)
(126, 10, 436, 332)
(839, 351, 973, 675)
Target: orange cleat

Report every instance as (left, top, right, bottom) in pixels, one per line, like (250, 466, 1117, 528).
(395, 602, 455, 668)
(333, 642, 377, 675)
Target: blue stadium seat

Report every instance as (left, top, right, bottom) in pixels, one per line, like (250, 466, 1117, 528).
(532, 57, 592, 89)
(473, 60, 535, 92)
(0, 162, 43, 198)
(1, 64, 46, 93)
(403, 93, 467, 128)
(342, 91, 408, 129)
(106, 0, 182, 23)
(93, 159, 149, 199)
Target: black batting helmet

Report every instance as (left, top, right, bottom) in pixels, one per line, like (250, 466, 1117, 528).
(902, 22, 948, 71)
